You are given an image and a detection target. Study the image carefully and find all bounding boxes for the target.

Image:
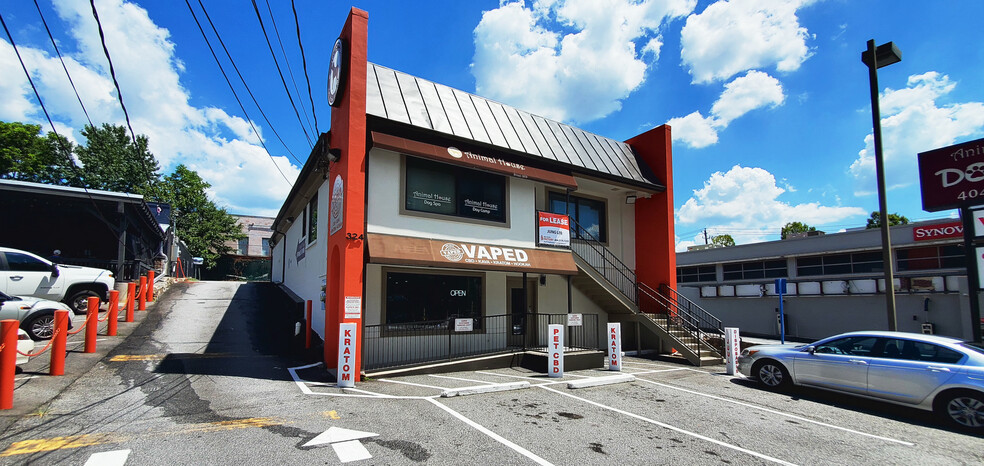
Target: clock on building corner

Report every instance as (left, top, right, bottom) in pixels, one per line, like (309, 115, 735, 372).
(327, 37, 345, 107)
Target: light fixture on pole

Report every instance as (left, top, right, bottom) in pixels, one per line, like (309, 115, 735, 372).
(862, 39, 902, 331)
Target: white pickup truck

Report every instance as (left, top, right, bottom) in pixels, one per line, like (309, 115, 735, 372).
(0, 246, 116, 314)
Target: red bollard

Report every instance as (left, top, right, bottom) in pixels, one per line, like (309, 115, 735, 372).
(305, 300, 312, 349)
(107, 290, 119, 336)
(84, 297, 99, 353)
(1, 320, 18, 409)
(147, 271, 155, 302)
(50, 310, 69, 376)
(138, 276, 147, 311)
(125, 282, 136, 322)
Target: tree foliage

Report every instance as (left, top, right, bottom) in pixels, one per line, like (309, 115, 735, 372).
(866, 211, 910, 229)
(74, 124, 160, 195)
(711, 234, 735, 247)
(0, 121, 76, 184)
(781, 221, 816, 239)
(150, 164, 244, 268)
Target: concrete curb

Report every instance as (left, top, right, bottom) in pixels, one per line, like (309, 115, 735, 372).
(441, 381, 530, 398)
(567, 374, 636, 389)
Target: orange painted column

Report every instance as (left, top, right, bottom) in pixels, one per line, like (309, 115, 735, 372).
(147, 271, 155, 302)
(626, 125, 677, 291)
(324, 7, 370, 381)
(138, 276, 147, 311)
(125, 282, 136, 322)
(84, 297, 99, 353)
(107, 290, 119, 336)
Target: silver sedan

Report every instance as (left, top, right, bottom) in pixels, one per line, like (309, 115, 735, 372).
(737, 330, 984, 430)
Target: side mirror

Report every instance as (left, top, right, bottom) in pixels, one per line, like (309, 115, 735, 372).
(806, 345, 816, 355)
(50, 263, 60, 278)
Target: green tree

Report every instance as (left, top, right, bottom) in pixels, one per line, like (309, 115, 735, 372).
(711, 234, 735, 247)
(151, 164, 244, 268)
(74, 123, 160, 194)
(0, 121, 76, 184)
(781, 221, 816, 239)
(866, 211, 909, 229)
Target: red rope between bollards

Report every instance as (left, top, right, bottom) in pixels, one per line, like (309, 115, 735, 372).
(17, 329, 59, 357)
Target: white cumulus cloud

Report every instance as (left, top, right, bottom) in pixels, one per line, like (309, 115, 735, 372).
(849, 72, 984, 195)
(669, 70, 784, 148)
(675, 165, 866, 249)
(680, 0, 815, 84)
(0, 0, 299, 216)
(471, 0, 696, 123)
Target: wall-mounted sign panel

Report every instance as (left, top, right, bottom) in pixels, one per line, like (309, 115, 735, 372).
(912, 221, 964, 241)
(537, 211, 571, 248)
(366, 233, 578, 275)
(918, 137, 984, 212)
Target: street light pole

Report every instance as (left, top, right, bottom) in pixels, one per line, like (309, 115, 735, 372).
(862, 39, 902, 331)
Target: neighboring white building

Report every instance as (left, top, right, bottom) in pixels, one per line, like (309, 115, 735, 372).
(676, 218, 981, 341)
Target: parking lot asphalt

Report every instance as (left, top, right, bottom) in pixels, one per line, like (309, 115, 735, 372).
(1, 278, 172, 432)
(2, 281, 982, 465)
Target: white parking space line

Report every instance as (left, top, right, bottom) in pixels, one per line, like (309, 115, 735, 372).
(286, 364, 432, 400)
(538, 385, 798, 466)
(426, 398, 555, 466)
(379, 379, 448, 391)
(429, 374, 491, 384)
(634, 378, 915, 446)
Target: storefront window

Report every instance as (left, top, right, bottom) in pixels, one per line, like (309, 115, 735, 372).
(405, 157, 506, 223)
(548, 192, 607, 242)
(385, 271, 483, 328)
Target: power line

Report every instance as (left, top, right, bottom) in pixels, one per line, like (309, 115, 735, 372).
(263, 0, 314, 135)
(195, 0, 302, 165)
(291, 0, 318, 134)
(87, 0, 159, 188)
(250, 0, 313, 147)
(184, 0, 293, 186)
(32, 0, 93, 130)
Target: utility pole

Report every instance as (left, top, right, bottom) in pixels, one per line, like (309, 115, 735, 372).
(703, 228, 709, 245)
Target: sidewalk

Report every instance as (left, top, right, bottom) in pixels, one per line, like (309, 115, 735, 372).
(1, 277, 174, 432)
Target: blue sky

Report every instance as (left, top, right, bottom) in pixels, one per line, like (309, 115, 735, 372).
(2, 0, 983, 250)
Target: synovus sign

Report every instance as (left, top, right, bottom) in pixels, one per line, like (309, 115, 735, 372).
(912, 221, 963, 241)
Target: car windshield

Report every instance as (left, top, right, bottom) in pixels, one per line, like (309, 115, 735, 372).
(960, 342, 984, 355)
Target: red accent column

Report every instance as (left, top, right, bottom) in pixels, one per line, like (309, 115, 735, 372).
(107, 290, 119, 336)
(50, 310, 69, 376)
(305, 300, 312, 349)
(325, 8, 369, 381)
(626, 125, 677, 291)
(84, 297, 99, 353)
(0, 320, 16, 409)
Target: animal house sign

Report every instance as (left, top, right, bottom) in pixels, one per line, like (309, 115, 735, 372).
(918, 137, 984, 212)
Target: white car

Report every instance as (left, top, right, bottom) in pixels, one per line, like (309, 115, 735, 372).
(0, 246, 115, 314)
(0, 291, 75, 340)
(16, 328, 34, 366)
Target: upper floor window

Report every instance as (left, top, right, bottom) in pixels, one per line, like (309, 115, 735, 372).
(548, 192, 607, 242)
(678, 265, 716, 283)
(307, 193, 318, 243)
(404, 157, 506, 223)
(237, 238, 249, 255)
(722, 260, 786, 281)
(261, 238, 271, 256)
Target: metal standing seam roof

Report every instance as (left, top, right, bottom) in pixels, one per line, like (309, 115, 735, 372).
(366, 62, 656, 187)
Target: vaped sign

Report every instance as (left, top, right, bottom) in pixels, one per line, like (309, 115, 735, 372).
(918, 137, 984, 211)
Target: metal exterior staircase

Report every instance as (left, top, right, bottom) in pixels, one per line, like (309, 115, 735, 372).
(568, 219, 725, 366)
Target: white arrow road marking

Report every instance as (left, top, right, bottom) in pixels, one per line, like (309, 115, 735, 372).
(84, 449, 131, 466)
(305, 427, 379, 463)
(331, 440, 373, 463)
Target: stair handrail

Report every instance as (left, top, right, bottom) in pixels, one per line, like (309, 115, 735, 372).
(568, 218, 638, 304)
(637, 283, 705, 356)
(659, 283, 724, 334)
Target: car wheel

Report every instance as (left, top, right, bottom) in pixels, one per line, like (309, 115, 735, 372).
(937, 390, 984, 430)
(67, 290, 100, 314)
(25, 313, 56, 340)
(753, 360, 790, 390)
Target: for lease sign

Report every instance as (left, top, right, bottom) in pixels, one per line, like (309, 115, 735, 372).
(537, 211, 570, 248)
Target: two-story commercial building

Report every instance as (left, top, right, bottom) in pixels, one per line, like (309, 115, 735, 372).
(270, 8, 717, 379)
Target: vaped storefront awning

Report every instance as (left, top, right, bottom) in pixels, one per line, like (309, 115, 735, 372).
(366, 233, 577, 275)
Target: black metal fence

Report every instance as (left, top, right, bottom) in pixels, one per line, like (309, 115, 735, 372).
(362, 313, 600, 371)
